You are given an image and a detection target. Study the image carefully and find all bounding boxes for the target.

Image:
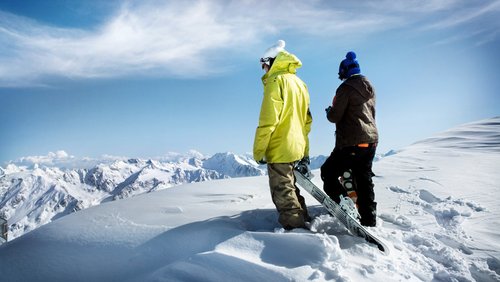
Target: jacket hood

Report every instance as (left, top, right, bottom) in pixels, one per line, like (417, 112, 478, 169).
(343, 75, 374, 99)
(262, 51, 302, 82)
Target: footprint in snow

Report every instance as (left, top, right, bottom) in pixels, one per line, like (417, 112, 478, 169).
(388, 186, 412, 194)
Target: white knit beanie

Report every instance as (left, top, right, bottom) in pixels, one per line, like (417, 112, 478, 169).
(261, 40, 286, 59)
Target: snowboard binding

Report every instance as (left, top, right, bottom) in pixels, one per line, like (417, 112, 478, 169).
(338, 169, 360, 219)
(339, 195, 360, 220)
(338, 169, 358, 203)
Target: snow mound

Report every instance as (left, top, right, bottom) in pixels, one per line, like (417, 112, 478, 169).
(413, 116, 500, 151)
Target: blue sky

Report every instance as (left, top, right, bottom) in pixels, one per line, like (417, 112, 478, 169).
(1, 0, 499, 165)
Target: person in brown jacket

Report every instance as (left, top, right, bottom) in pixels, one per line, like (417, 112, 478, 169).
(321, 51, 379, 227)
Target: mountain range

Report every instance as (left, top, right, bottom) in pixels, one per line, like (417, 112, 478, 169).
(0, 151, 326, 240)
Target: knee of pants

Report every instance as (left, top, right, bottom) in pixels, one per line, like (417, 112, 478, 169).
(272, 191, 296, 210)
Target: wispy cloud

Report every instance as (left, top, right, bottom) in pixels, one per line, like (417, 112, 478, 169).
(0, 0, 498, 87)
(0, 1, 249, 85)
(422, 0, 500, 29)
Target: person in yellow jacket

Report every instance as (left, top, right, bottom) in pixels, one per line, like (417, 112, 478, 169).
(253, 40, 313, 230)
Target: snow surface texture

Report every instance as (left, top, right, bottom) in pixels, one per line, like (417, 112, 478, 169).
(0, 117, 499, 281)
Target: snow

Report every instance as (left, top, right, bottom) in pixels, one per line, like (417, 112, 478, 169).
(0, 117, 499, 281)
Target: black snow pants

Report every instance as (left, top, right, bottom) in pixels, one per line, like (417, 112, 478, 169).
(320, 144, 377, 227)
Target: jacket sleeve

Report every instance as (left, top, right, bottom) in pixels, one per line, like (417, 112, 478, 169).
(253, 78, 283, 161)
(327, 85, 349, 123)
(304, 108, 312, 156)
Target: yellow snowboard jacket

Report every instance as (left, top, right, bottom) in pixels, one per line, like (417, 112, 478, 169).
(253, 51, 312, 163)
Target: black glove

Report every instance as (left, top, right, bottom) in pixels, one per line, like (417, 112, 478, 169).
(257, 159, 267, 165)
(295, 156, 311, 179)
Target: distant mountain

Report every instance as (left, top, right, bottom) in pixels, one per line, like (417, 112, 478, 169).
(0, 152, 267, 239)
(0, 147, 397, 240)
(202, 152, 264, 178)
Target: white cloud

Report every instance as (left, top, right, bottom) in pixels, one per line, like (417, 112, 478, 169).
(0, 0, 498, 86)
(1, 1, 242, 82)
(16, 150, 74, 166)
(12, 151, 128, 169)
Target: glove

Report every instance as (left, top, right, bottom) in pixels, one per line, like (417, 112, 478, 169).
(257, 159, 267, 165)
(325, 106, 332, 117)
(295, 156, 311, 179)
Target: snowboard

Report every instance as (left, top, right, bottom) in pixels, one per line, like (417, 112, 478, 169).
(293, 170, 389, 254)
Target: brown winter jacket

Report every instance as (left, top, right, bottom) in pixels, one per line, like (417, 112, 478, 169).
(327, 75, 378, 149)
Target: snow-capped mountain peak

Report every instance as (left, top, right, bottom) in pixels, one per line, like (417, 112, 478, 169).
(0, 151, 267, 239)
(202, 152, 263, 178)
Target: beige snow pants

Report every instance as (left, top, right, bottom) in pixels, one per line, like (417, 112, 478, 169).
(267, 163, 310, 229)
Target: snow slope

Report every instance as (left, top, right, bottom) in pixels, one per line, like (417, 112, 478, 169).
(0, 117, 499, 281)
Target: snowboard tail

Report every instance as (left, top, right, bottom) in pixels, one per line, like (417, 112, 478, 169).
(293, 170, 389, 254)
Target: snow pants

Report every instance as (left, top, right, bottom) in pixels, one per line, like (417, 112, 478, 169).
(267, 163, 310, 230)
(320, 145, 377, 227)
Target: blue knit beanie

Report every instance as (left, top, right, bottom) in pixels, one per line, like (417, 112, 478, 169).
(338, 51, 361, 80)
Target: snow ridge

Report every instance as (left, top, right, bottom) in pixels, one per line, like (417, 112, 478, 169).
(414, 116, 500, 151)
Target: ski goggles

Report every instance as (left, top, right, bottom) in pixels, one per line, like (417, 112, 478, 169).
(260, 57, 272, 64)
(260, 57, 274, 67)
(260, 57, 274, 70)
